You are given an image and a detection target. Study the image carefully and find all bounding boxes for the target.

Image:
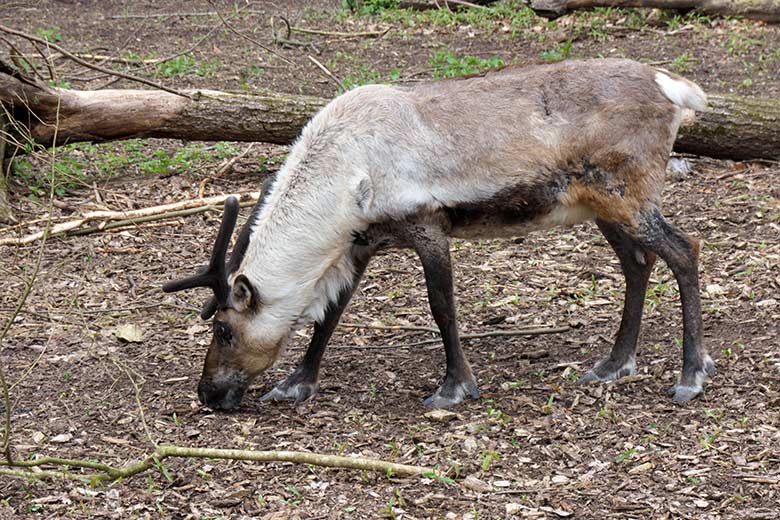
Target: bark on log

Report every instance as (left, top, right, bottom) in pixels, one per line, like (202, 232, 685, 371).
(0, 111, 14, 224)
(0, 61, 326, 149)
(527, 0, 780, 22)
(1, 61, 779, 163)
(676, 94, 780, 160)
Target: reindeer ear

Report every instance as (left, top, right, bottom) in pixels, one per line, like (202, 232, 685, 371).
(353, 175, 374, 213)
(230, 274, 258, 313)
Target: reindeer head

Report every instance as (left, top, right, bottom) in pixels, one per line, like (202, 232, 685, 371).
(163, 196, 284, 410)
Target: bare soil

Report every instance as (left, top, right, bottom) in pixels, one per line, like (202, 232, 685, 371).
(1, 1, 779, 519)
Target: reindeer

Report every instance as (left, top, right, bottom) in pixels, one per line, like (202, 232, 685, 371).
(163, 58, 714, 411)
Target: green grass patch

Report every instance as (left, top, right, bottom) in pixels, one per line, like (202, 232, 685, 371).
(156, 54, 221, 78)
(34, 26, 62, 42)
(429, 51, 504, 79)
(13, 141, 245, 200)
(540, 40, 573, 62)
(342, 0, 537, 35)
(326, 51, 401, 91)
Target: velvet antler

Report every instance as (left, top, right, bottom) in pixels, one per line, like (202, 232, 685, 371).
(163, 196, 239, 319)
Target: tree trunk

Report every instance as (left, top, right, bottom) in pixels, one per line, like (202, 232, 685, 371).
(527, 0, 780, 22)
(1, 62, 779, 164)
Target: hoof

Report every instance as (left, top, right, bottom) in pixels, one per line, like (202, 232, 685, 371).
(424, 377, 479, 409)
(261, 380, 319, 403)
(669, 383, 703, 403)
(577, 357, 636, 385)
(704, 356, 717, 376)
(670, 356, 715, 403)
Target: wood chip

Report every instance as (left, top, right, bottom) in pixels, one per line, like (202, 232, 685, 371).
(424, 409, 459, 422)
(51, 433, 72, 443)
(100, 436, 131, 446)
(115, 323, 144, 343)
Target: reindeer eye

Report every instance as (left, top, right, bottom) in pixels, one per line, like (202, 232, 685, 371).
(214, 321, 232, 344)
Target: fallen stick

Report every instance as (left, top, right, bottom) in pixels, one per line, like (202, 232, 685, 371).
(207, 0, 293, 66)
(109, 10, 268, 19)
(340, 322, 440, 333)
(732, 473, 780, 484)
(290, 26, 390, 39)
(308, 55, 346, 91)
(326, 324, 571, 349)
(0, 445, 436, 482)
(0, 24, 191, 99)
(68, 53, 163, 65)
(0, 192, 260, 246)
(197, 143, 256, 198)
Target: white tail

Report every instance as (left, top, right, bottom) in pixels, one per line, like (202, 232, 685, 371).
(654, 70, 708, 112)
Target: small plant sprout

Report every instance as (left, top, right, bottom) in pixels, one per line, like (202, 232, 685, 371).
(615, 446, 637, 463)
(481, 450, 501, 471)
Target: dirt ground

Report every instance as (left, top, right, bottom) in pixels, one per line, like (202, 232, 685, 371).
(1, 1, 779, 519)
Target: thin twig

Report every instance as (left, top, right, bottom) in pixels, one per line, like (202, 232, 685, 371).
(109, 10, 267, 19)
(443, 0, 488, 8)
(0, 36, 44, 81)
(68, 52, 163, 65)
(732, 473, 780, 484)
(0, 97, 61, 462)
(114, 358, 156, 447)
(0, 24, 192, 98)
(8, 332, 50, 392)
(197, 143, 256, 198)
(206, 1, 294, 66)
(308, 55, 346, 91)
(290, 25, 390, 39)
(325, 325, 571, 349)
(271, 17, 319, 52)
(339, 322, 440, 334)
(29, 40, 56, 80)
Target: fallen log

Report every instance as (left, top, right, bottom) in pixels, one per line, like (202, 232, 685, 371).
(0, 60, 325, 149)
(526, 0, 780, 22)
(1, 60, 778, 162)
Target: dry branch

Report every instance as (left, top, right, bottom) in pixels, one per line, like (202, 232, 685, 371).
(207, 1, 293, 66)
(526, 0, 780, 22)
(0, 192, 260, 246)
(327, 324, 570, 349)
(0, 24, 191, 98)
(291, 25, 390, 39)
(308, 55, 346, 91)
(407, 325, 571, 347)
(197, 143, 256, 197)
(68, 52, 163, 65)
(0, 445, 436, 483)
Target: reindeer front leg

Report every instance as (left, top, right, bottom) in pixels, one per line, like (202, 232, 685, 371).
(261, 252, 372, 403)
(410, 223, 479, 408)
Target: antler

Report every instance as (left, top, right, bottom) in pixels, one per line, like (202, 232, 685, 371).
(163, 196, 240, 319)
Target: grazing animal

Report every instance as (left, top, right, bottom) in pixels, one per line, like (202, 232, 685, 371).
(164, 58, 714, 411)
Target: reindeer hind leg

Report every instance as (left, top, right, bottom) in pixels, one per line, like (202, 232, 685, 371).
(631, 207, 715, 402)
(579, 219, 656, 384)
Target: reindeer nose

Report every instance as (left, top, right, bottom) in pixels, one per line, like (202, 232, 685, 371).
(198, 381, 214, 406)
(197, 381, 210, 405)
(197, 380, 244, 410)
(197, 380, 224, 407)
